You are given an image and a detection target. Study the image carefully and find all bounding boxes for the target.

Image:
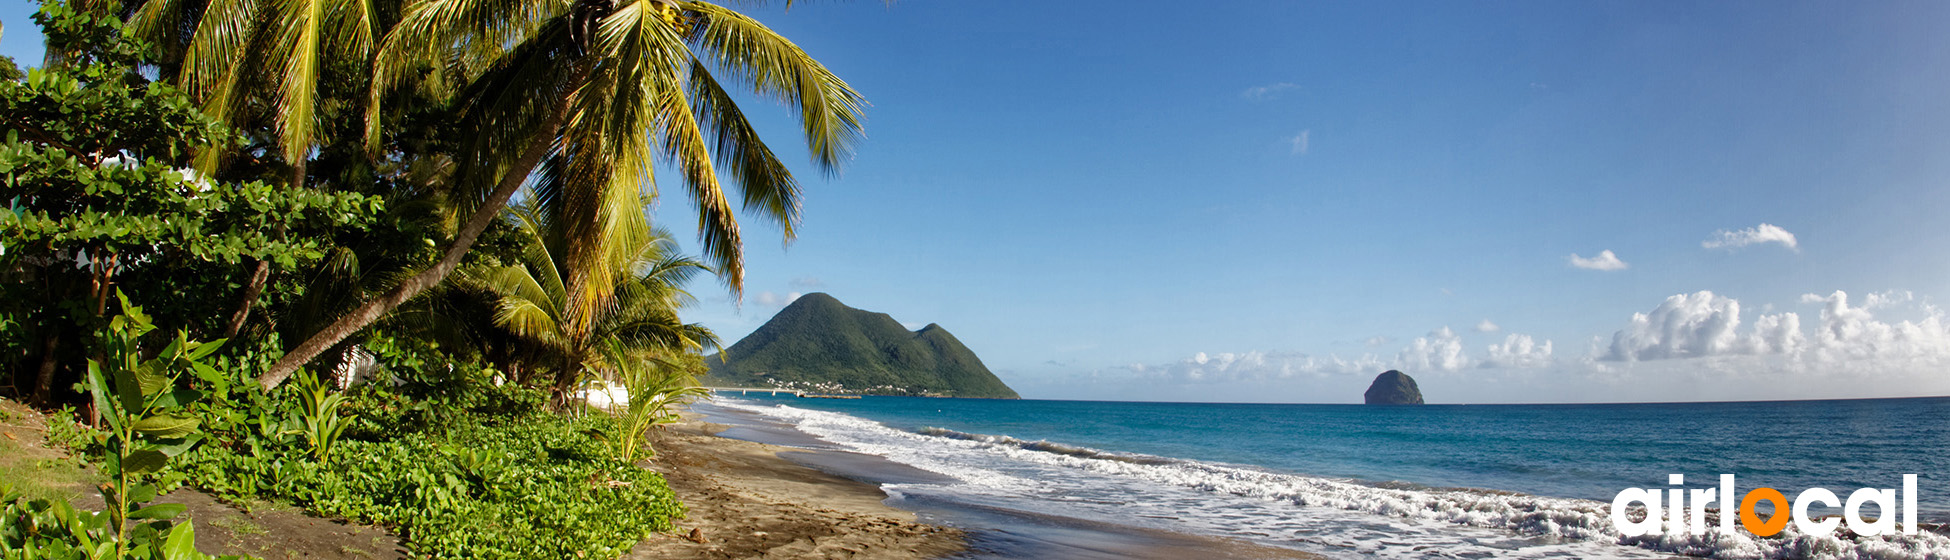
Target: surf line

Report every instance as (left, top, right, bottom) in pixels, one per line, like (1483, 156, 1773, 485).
(1611, 474, 1918, 537)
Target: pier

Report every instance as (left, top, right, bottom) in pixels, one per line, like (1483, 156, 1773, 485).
(699, 386, 805, 397)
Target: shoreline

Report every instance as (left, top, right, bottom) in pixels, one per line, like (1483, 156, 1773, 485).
(663, 402, 1326, 560)
(626, 416, 967, 559)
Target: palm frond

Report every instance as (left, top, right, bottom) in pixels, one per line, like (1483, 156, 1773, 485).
(687, 59, 799, 239)
(683, 0, 865, 174)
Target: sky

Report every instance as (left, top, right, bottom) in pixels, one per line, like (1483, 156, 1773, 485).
(8, 1, 1950, 404)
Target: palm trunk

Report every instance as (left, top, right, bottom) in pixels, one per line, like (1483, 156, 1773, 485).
(224, 259, 271, 338)
(257, 70, 585, 391)
(31, 332, 58, 406)
(227, 166, 301, 338)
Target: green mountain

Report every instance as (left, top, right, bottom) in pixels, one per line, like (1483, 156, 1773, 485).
(704, 293, 1019, 398)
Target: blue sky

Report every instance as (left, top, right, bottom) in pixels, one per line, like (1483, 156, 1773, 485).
(9, 1, 1950, 404)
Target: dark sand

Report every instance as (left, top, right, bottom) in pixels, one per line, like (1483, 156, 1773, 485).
(678, 402, 1325, 560)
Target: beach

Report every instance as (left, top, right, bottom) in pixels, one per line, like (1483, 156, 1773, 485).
(633, 409, 1325, 560)
(626, 417, 965, 559)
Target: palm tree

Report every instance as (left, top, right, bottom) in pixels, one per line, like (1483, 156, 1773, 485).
(257, 0, 864, 390)
(127, 0, 380, 337)
(472, 201, 718, 406)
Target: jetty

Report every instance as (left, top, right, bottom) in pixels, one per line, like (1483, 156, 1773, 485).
(699, 386, 805, 397)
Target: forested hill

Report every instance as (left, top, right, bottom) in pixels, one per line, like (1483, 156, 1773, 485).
(703, 293, 1020, 398)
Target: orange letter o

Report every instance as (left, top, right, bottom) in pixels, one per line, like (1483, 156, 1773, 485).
(1740, 488, 1790, 537)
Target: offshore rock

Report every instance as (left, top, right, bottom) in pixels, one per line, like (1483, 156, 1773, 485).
(1363, 370, 1424, 405)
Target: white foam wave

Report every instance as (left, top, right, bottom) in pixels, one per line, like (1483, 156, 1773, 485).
(714, 399, 1950, 560)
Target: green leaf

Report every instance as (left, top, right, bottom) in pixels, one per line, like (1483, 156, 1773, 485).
(161, 522, 201, 560)
(128, 503, 186, 520)
(86, 361, 123, 435)
(132, 414, 199, 438)
(114, 362, 145, 413)
(124, 449, 167, 474)
(127, 482, 157, 503)
(186, 337, 227, 361)
(154, 388, 202, 409)
(152, 434, 204, 457)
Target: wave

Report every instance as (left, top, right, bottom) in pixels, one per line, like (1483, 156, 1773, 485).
(915, 426, 1181, 466)
(716, 399, 1950, 560)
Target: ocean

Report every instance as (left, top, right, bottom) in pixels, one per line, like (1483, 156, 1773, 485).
(700, 394, 1950, 559)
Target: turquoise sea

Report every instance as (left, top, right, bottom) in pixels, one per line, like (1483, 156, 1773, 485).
(704, 394, 1950, 559)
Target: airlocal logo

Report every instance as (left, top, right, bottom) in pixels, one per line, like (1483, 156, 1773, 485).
(1611, 474, 1918, 537)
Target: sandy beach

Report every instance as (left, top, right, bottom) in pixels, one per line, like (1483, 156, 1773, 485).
(638, 406, 1325, 560)
(627, 417, 967, 559)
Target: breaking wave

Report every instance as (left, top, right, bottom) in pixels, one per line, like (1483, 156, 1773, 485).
(715, 399, 1950, 560)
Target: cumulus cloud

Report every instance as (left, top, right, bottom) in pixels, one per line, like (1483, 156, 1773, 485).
(1474, 319, 1501, 333)
(1799, 291, 1950, 363)
(1289, 130, 1310, 155)
(1702, 223, 1799, 252)
(1484, 334, 1554, 369)
(1242, 82, 1300, 100)
(754, 291, 802, 307)
(1125, 350, 1390, 384)
(1398, 327, 1468, 372)
(1599, 289, 1950, 370)
(1569, 250, 1629, 271)
(1364, 335, 1395, 348)
(1604, 291, 1744, 361)
(1120, 323, 1566, 386)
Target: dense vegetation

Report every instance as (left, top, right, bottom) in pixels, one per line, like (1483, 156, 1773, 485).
(0, 0, 864, 555)
(705, 293, 1020, 398)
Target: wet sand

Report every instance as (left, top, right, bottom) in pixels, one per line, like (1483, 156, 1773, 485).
(655, 403, 1325, 560)
(626, 417, 963, 559)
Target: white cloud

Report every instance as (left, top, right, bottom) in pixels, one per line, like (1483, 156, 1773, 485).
(1600, 289, 1950, 369)
(1702, 223, 1799, 252)
(1799, 291, 1950, 364)
(1128, 324, 1566, 385)
(1241, 82, 1300, 100)
(1474, 319, 1501, 333)
(1603, 291, 1743, 361)
(1289, 130, 1310, 155)
(754, 291, 802, 307)
(1364, 335, 1395, 348)
(1484, 334, 1554, 369)
(1129, 350, 1389, 384)
(1568, 250, 1629, 271)
(1398, 327, 1468, 372)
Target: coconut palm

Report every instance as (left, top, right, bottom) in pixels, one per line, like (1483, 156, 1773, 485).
(472, 201, 718, 406)
(599, 339, 709, 461)
(127, 0, 381, 336)
(258, 0, 863, 389)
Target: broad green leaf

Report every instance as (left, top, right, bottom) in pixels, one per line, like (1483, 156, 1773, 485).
(124, 449, 167, 474)
(132, 414, 199, 438)
(154, 388, 202, 409)
(161, 522, 200, 560)
(186, 337, 227, 361)
(114, 361, 145, 412)
(152, 434, 204, 457)
(86, 361, 124, 434)
(128, 483, 157, 503)
(129, 502, 187, 520)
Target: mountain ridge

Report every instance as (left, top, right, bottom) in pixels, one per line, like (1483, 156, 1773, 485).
(703, 293, 1020, 398)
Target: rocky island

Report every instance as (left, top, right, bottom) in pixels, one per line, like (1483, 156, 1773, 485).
(1363, 370, 1425, 405)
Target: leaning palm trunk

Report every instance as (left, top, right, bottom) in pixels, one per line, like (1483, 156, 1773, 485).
(257, 0, 861, 391)
(257, 65, 588, 390)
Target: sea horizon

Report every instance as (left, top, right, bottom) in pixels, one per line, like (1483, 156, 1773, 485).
(698, 392, 1950, 559)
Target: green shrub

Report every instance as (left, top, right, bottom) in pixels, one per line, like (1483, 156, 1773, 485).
(182, 408, 681, 559)
(0, 483, 243, 559)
